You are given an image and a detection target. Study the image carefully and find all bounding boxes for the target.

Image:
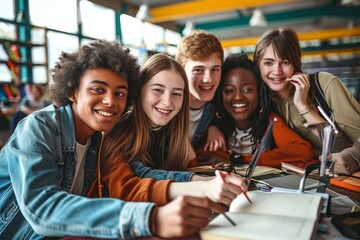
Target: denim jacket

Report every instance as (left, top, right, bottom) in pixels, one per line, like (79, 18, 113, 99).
(129, 159, 193, 182)
(191, 101, 216, 150)
(0, 104, 154, 239)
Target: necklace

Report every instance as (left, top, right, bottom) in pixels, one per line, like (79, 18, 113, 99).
(190, 105, 205, 111)
(151, 125, 162, 131)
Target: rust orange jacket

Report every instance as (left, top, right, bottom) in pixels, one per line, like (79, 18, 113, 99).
(242, 113, 314, 168)
(190, 113, 314, 169)
(88, 160, 173, 206)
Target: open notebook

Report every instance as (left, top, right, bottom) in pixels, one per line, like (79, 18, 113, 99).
(201, 191, 323, 240)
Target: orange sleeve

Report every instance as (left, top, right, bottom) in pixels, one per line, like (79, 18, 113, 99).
(255, 113, 314, 168)
(88, 158, 173, 206)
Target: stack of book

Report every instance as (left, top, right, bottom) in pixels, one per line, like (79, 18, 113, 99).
(281, 159, 320, 174)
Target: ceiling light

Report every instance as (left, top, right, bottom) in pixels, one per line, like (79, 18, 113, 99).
(341, 0, 360, 5)
(249, 9, 268, 27)
(182, 21, 195, 36)
(135, 2, 151, 21)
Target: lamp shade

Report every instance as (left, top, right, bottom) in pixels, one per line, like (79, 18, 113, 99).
(182, 21, 195, 36)
(135, 3, 151, 20)
(249, 9, 268, 27)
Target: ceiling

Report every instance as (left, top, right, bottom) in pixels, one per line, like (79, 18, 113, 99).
(90, 0, 360, 56)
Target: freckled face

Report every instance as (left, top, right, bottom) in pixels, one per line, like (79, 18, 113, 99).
(70, 68, 128, 143)
(222, 68, 258, 130)
(141, 70, 185, 128)
(183, 53, 221, 107)
(258, 45, 295, 97)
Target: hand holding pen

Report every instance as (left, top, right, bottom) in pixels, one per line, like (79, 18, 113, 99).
(214, 170, 252, 226)
(215, 170, 252, 204)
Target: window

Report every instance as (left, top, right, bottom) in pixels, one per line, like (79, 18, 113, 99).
(29, 0, 77, 33)
(143, 22, 164, 51)
(0, 65, 12, 82)
(47, 31, 78, 70)
(0, 0, 14, 20)
(120, 13, 181, 59)
(31, 27, 46, 45)
(80, 0, 115, 40)
(120, 14, 142, 48)
(165, 29, 181, 56)
(31, 28, 46, 64)
(33, 66, 47, 84)
(0, 22, 16, 40)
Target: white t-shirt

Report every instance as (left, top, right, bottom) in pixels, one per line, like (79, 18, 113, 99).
(227, 127, 254, 155)
(27, 96, 45, 110)
(189, 107, 204, 139)
(70, 139, 90, 195)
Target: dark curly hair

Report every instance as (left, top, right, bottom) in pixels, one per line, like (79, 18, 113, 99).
(49, 40, 140, 107)
(216, 53, 270, 152)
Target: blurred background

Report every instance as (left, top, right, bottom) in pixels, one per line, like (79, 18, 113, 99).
(1, 0, 359, 147)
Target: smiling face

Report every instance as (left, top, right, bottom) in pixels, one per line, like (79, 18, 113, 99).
(141, 70, 185, 128)
(258, 45, 295, 99)
(183, 53, 222, 108)
(222, 68, 258, 130)
(70, 68, 128, 144)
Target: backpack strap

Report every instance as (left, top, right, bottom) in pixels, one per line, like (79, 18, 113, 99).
(311, 73, 355, 150)
(311, 72, 334, 120)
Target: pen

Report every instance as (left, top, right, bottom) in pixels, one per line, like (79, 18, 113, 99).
(241, 183, 253, 204)
(215, 170, 237, 226)
(217, 170, 252, 204)
(222, 212, 236, 226)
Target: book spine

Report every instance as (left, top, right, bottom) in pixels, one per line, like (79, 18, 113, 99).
(3, 84, 14, 101)
(330, 178, 360, 193)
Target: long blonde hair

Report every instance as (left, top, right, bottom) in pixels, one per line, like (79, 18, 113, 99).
(102, 53, 190, 172)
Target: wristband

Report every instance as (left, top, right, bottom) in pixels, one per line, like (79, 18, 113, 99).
(150, 207, 158, 236)
(299, 106, 312, 116)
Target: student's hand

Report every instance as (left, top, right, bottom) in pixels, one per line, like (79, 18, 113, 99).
(287, 72, 311, 113)
(203, 170, 248, 206)
(323, 145, 360, 175)
(204, 125, 227, 152)
(155, 196, 226, 238)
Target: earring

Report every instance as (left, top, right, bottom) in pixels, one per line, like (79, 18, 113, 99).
(216, 109, 224, 119)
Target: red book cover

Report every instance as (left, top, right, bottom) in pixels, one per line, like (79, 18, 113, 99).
(281, 159, 320, 174)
